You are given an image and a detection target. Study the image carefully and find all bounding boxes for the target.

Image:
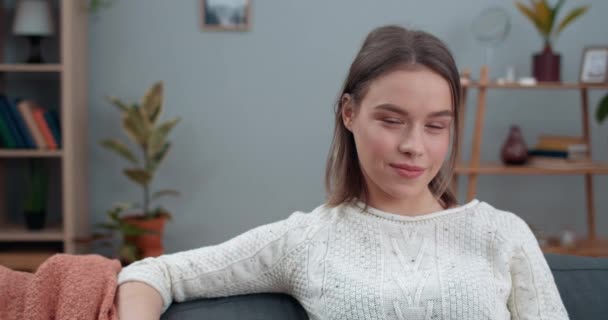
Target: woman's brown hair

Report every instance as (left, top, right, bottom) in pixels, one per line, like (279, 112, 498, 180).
(325, 25, 461, 209)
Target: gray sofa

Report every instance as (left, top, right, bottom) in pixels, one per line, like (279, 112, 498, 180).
(161, 254, 608, 320)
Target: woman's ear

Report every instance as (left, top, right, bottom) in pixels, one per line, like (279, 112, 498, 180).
(341, 94, 354, 131)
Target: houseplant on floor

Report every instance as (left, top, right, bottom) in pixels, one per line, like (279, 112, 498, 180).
(98, 81, 180, 264)
(515, 0, 589, 82)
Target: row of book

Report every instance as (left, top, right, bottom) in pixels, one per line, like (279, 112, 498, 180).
(0, 95, 61, 149)
(528, 135, 588, 160)
(527, 135, 591, 169)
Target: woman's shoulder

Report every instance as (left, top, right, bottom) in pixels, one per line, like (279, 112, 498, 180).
(469, 200, 536, 240)
(287, 202, 345, 224)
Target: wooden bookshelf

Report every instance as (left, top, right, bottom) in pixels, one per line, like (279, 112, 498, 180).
(455, 66, 608, 257)
(0, 0, 89, 271)
(0, 250, 56, 272)
(0, 63, 62, 72)
(0, 149, 63, 158)
(463, 81, 608, 90)
(0, 224, 63, 241)
(456, 162, 608, 175)
(542, 239, 608, 257)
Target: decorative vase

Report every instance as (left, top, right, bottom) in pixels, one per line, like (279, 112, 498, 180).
(501, 125, 528, 165)
(533, 45, 561, 82)
(122, 215, 168, 258)
(24, 210, 46, 230)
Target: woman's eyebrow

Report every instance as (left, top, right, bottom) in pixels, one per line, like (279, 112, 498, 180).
(428, 110, 453, 118)
(374, 104, 453, 118)
(374, 104, 408, 115)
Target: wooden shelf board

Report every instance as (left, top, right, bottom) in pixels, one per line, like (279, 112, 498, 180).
(455, 162, 608, 175)
(462, 81, 608, 90)
(0, 64, 62, 72)
(542, 238, 608, 257)
(0, 251, 56, 271)
(0, 149, 62, 158)
(0, 224, 63, 242)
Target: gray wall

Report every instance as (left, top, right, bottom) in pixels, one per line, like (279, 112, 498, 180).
(88, 0, 608, 252)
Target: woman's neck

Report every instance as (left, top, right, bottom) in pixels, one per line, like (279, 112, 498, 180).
(366, 188, 444, 217)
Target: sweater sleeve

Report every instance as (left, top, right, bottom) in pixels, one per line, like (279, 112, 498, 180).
(506, 217, 569, 320)
(117, 210, 317, 313)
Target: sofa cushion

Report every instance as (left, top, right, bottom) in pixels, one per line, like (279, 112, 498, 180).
(546, 253, 608, 320)
(160, 293, 307, 320)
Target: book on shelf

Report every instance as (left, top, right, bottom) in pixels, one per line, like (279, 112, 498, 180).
(0, 95, 28, 148)
(18, 100, 47, 149)
(535, 134, 585, 151)
(528, 156, 596, 169)
(532, 134, 588, 162)
(0, 94, 61, 150)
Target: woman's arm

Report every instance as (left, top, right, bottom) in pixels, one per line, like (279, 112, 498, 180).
(116, 282, 163, 320)
(116, 209, 319, 314)
(507, 217, 569, 320)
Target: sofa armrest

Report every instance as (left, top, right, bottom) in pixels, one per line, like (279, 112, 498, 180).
(546, 254, 608, 320)
(160, 293, 308, 320)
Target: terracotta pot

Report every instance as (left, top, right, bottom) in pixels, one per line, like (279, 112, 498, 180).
(122, 215, 168, 258)
(501, 125, 528, 165)
(533, 45, 561, 82)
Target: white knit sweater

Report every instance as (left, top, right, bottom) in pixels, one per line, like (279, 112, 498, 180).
(117, 199, 569, 319)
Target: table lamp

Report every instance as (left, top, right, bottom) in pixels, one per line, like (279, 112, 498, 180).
(12, 0, 54, 63)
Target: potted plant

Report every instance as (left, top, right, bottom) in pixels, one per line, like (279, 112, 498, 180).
(598, 94, 608, 125)
(98, 81, 180, 264)
(85, 0, 115, 14)
(23, 159, 48, 230)
(515, 0, 589, 82)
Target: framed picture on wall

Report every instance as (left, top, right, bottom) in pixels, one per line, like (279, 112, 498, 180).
(579, 47, 608, 83)
(201, 0, 251, 31)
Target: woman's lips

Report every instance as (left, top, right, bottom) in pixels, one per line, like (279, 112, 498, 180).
(390, 163, 425, 178)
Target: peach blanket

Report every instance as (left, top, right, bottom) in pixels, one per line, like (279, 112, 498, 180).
(0, 254, 121, 320)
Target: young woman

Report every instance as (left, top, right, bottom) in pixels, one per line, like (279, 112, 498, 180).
(116, 25, 568, 320)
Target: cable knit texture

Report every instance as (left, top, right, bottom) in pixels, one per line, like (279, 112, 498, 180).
(118, 199, 569, 319)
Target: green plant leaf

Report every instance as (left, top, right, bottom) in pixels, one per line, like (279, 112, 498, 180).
(100, 139, 139, 164)
(119, 222, 153, 236)
(596, 94, 608, 124)
(119, 243, 139, 263)
(147, 117, 180, 158)
(151, 189, 180, 201)
(96, 222, 120, 231)
(556, 6, 589, 35)
(106, 96, 130, 112)
(550, 0, 565, 32)
(149, 142, 171, 172)
(141, 81, 164, 124)
(515, 1, 546, 36)
(535, 0, 552, 35)
(122, 105, 149, 146)
(123, 168, 152, 186)
(24, 160, 47, 212)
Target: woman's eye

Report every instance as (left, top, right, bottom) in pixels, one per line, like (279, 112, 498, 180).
(382, 118, 402, 125)
(426, 124, 445, 130)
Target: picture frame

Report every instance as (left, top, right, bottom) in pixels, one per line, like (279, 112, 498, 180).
(579, 46, 608, 83)
(201, 0, 251, 31)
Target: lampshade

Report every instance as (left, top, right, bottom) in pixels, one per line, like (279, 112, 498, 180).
(13, 0, 54, 36)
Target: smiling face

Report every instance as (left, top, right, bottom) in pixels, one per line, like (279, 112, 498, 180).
(341, 66, 454, 209)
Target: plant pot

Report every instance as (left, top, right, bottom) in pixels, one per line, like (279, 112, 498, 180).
(122, 215, 168, 258)
(533, 45, 561, 82)
(24, 210, 46, 230)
